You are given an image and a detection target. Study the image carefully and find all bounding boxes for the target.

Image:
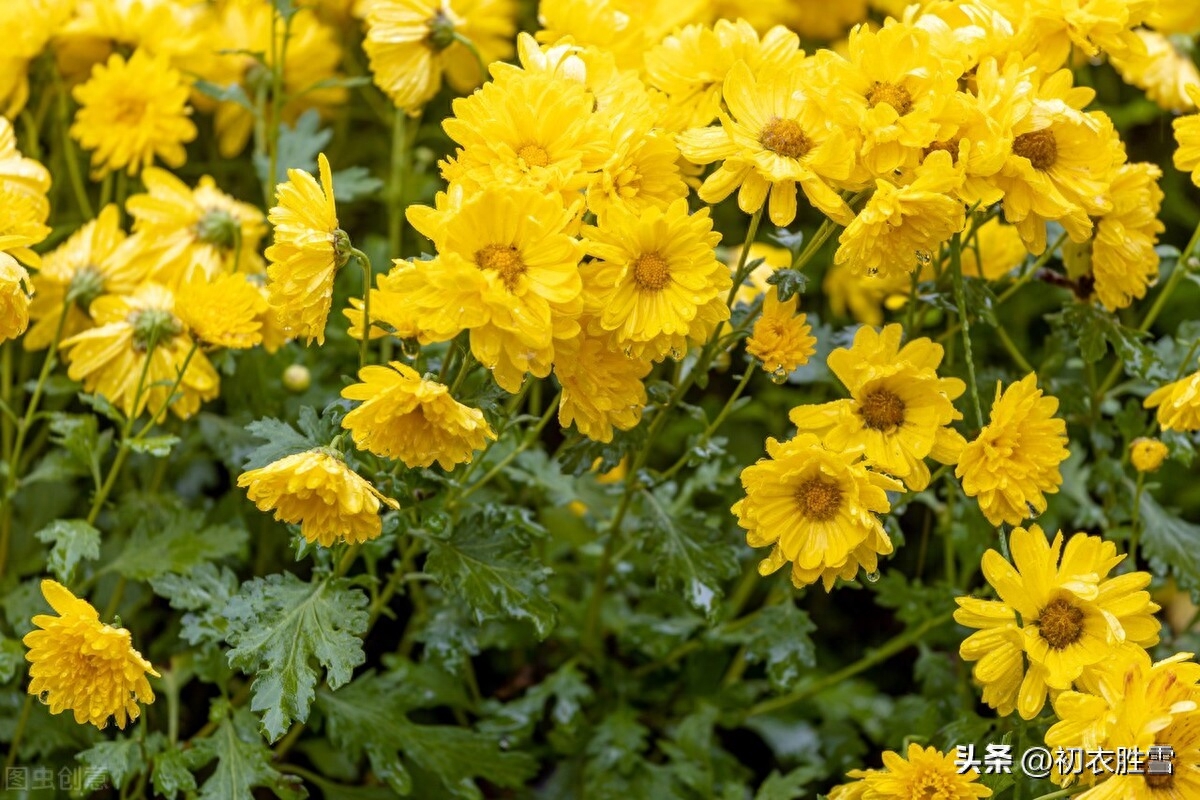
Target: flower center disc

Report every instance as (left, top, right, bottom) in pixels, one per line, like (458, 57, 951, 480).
(866, 81, 914, 116)
(632, 252, 671, 291)
(1037, 597, 1085, 649)
(1012, 129, 1058, 171)
(518, 143, 550, 168)
(759, 117, 811, 160)
(859, 387, 906, 432)
(475, 244, 527, 291)
(795, 478, 843, 521)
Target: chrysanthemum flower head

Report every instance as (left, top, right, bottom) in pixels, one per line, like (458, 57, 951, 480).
(1111, 29, 1200, 113)
(960, 216, 1028, 281)
(1130, 437, 1169, 473)
(535, 0, 706, 72)
(341, 362, 495, 469)
(553, 324, 651, 443)
(746, 288, 816, 376)
(70, 47, 197, 178)
(1144, 363, 1200, 432)
(828, 743, 992, 800)
(23, 579, 159, 730)
(0, 251, 33, 344)
(955, 524, 1160, 720)
(237, 449, 400, 547)
(1174, 85, 1200, 187)
(176, 272, 270, 350)
(1084, 162, 1165, 311)
(733, 433, 902, 591)
(266, 153, 351, 346)
(955, 373, 1069, 526)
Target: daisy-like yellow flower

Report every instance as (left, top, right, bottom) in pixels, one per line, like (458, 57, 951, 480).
(0, 115, 52, 203)
(1130, 437, 1169, 473)
(266, 153, 351, 345)
(828, 743, 992, 800)
(554, 326, 652, 443)
(1086, 162, 1164, 311)
(678, 60, 857, 227)
(586, 111, 688, 222)
(237, 449, 400, 547)
(733, 433, 902, 591)
(0, 0, 70, 117)
(956, 373, 1069, 527)
(790, 324, 966, 491)
(0, 251, 32, 344)
(123, 168, 267, 286)
(341, 362, 495, 469)
(1144, 364, 1200, 432)
(60, 283, 219, 421)
(1111, 29, 1200, 113)
(745, 288, 816, 376)
(176, 272, 269, 350)
(1016, 0, 1154, 70)
(23, 580, 159, 730)
(833, 151, 966, 280)
(365, 0, 516, 113)
(0, 117, 52, 268)
(581, 198, 728, 362)
(535, 0, 706, 72)
(70, 47, 197, 178)
(55, 0, 202, 81)
(1174, 86, 1200, 187)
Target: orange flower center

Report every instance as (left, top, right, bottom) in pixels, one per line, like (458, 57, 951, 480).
(1013, 129, 1058, 171)
(518, 143, 550, 168)
(1038, 597, 1085, 650)
(859, 387, 906, 432)
(924, 139, 959, 159)
(759, 117, 811, 159)
(632, 252, 671, 291)
(474, 244, 527, 291)
(866, 81, 913, 116)
(794, 477, 843, 521)
(111, 95, 149, 126)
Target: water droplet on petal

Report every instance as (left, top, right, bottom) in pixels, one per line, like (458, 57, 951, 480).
(38, 691, 50, 704)
(865, 570, 881, 583)
(770, 368, 789, 384)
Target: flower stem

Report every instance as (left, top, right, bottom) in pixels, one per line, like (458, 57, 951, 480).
(656, 365, 754, 483)
(1129, 471, 1145, 566)
(52, 68, 94, 219)
(351, 248, 373, 368)
(4, 694, 33, 770)
(949, 232, 984, 429)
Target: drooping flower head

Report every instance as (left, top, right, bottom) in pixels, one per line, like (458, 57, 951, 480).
(0, 251, 33, 344)
(23, 580, 159, 730)
(553, 323, 652, 443)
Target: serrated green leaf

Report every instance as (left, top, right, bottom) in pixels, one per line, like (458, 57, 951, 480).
(724, 602, 816, 690)
(151, 563, 240, 644)
(332, 166, 383, 202)
(0, 636, 24, 683)
(78, 391, 124, 424)
(319, 670, 538, 799)
(108, 502, 247, 581)
(766, 269, 807, 302)
(255, 109, 331, 188)
(1139, 492, 1200, 595)
(127, 435, 180, 457)
(48, 411, 111, 487)
(242, 416, 318, 470)
(192, 79, 253, 109)
(34, 519, 100, 582)
(153, 746, 198, 798)
(223, 573, 368, 742)
(754, 767, 822, 800)
(638, 493, 737, 620)
(188, 708, 306, 800)
(77, 735, 156, 791)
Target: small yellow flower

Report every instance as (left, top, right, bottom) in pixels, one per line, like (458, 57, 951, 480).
(554, 324, 652, 443)
(1174, 86, 1200, 188)
(341, 362, 495, 470)
(1130, 437, 1169, 473)
(23, 580, 159, 730)
(956, 373, 1070, 527)
(237, 449, 400, 547)
(176, 273, 269, 350)
(828, 743, 992, 800)
(0, 251, 32, 344)
(70, 48, 196, 178)
(745, 288, 816, 376)
(1144, 364, 1200, 432)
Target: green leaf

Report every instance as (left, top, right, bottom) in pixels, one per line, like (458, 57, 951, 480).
(242, 416, 318, 470)
(0, 636, 25, 683)
(192, 79, 253, 110)
(1053, 303, 1157, 375)
(638, 493, 738, 620)
(150, 563, 240, 644)
(723, 601, 816, 690)
(766, 269, 807, 302)
(1139, 492, 1200, 595)
(35, 519, 101, 583)
(109, 501, 247, 581)
(153, 746, 199, 798)
(188, 707, 306, 800)
(127, 435, 180, 457)
(319, 670, 538, 799)
(254, 109, 331, 188)
(48, 411, 111, 487)
(754, 767, 822, 800)
(332, 166, 383, 203)
(223, 573, 368, 742)
(425, 508, 557, 638)
(77, 734, 161, 791)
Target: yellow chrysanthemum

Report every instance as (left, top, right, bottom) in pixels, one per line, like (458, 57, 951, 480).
(70, 47, 197, 178)
(1174, 86, 1200, 187)
(266, 153, 350, 345)
(123, 167, 267, 287)
(237, 449, 400, 547)
(1150, 3, 1200, 35)
(581, 198, 728, 362)
(535, 0, 706, 72)
(340, 362, 495, 469)
(1015, 0, 1154, 69)
(790, 324, 966, 491)
(732, 433, 902, 591)
(55, 0, 202, 81)
(955, 525, 1160, 719)
(961, 217, 1028, 281)
(1111, 29, 1200, 113)
(833, 151, 966, 280)
(61, 283, 219, 421)
(1130, 437, 1169, 473)
(586, 114, 688, 222)
(746, 288, 816, 376)
(678, 60, 857, 227)
(176, 272, 269, 349)
(0, 0, 70, 117)
(365, 0, 515, 113)
(0, 117, 52, 268)
(823, 260, 911, 326)
(1144, 364, 1200, 432)
(23, 580, 159, 730)
(829, 743, 992, 800)
(554, 325, 651, 443)
(1086, 162, 1164, 311)
(956, 373, 1069, 527)
(0, 115, 52, 202)
(0, 251, 32, 344)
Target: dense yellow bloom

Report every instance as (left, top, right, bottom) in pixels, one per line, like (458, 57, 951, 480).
(1130, 437, 1169, 473)
(365, 0, 515, 113)
(746, 289, 816, 375)
(61, 283, 219, 421)
(956, 373, 1069, 526)
(237, 449, 400, 547)
(124, 168, 267, 286)
(1086, 162, 1164, 311)
(1174, 86, 1200, 187)
(955, 525, 1160, 719)
(553, 326, 651, 443)
(25, 205, 142, 351)
(535, 0, 706, 72)
(790, 324, 966, 490)
(1015, 0, 1154, 69)
(828, 743, 992, 800)
(1144, 364, 1200, 432)
(1150, 3, 1200, 35)
(56, 0, 203, 80)
(1111, 29, 1200, 113)
(0, 116, 52, 202)
(581, 198, 728, 362)
(23, 580, 158, 730)
(176, 272, 269, 349)
(678, 61, 857, 227)
(0, 252, 32, 344)
(0, 117, 52, 268)
(341, 362, 495, 469)
(587, 114, 688, 222)
(70, 48, 197, 178)
(833, 152, 966, 280)
(733, 433, 902, 591)
(266, 154, 350, 345)
(0, 0, 69, 117)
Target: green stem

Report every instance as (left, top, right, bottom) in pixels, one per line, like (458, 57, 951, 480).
(457, 395, 559, 503)
(265, 9, 293, 206)
(452, 33, 489, 84)
(53, 70, 94, 219)
(353, 250, 373, 367)
(5, 694, 33, 769)
(135, 341, 199, 439)
(656, 365, 753, 483)
(1129, 471, 1145, 565)
(388, 108, 415, 259)
(727, 208, 765, 305)
(949, 232, 984, 429)
(103, 575, 126, 619)
(995, 325, 1034, 374)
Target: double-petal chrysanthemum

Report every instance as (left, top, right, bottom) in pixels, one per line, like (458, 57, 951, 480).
(1144, 362, 1200, 432)
(0, 250, 32, 344)
(176, 272, 269, 350)
(1175, 85, 1200, 186)
(745, 288, 816, 376)
(828, 743, 992, 800)
(553, 324, 652, 443)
